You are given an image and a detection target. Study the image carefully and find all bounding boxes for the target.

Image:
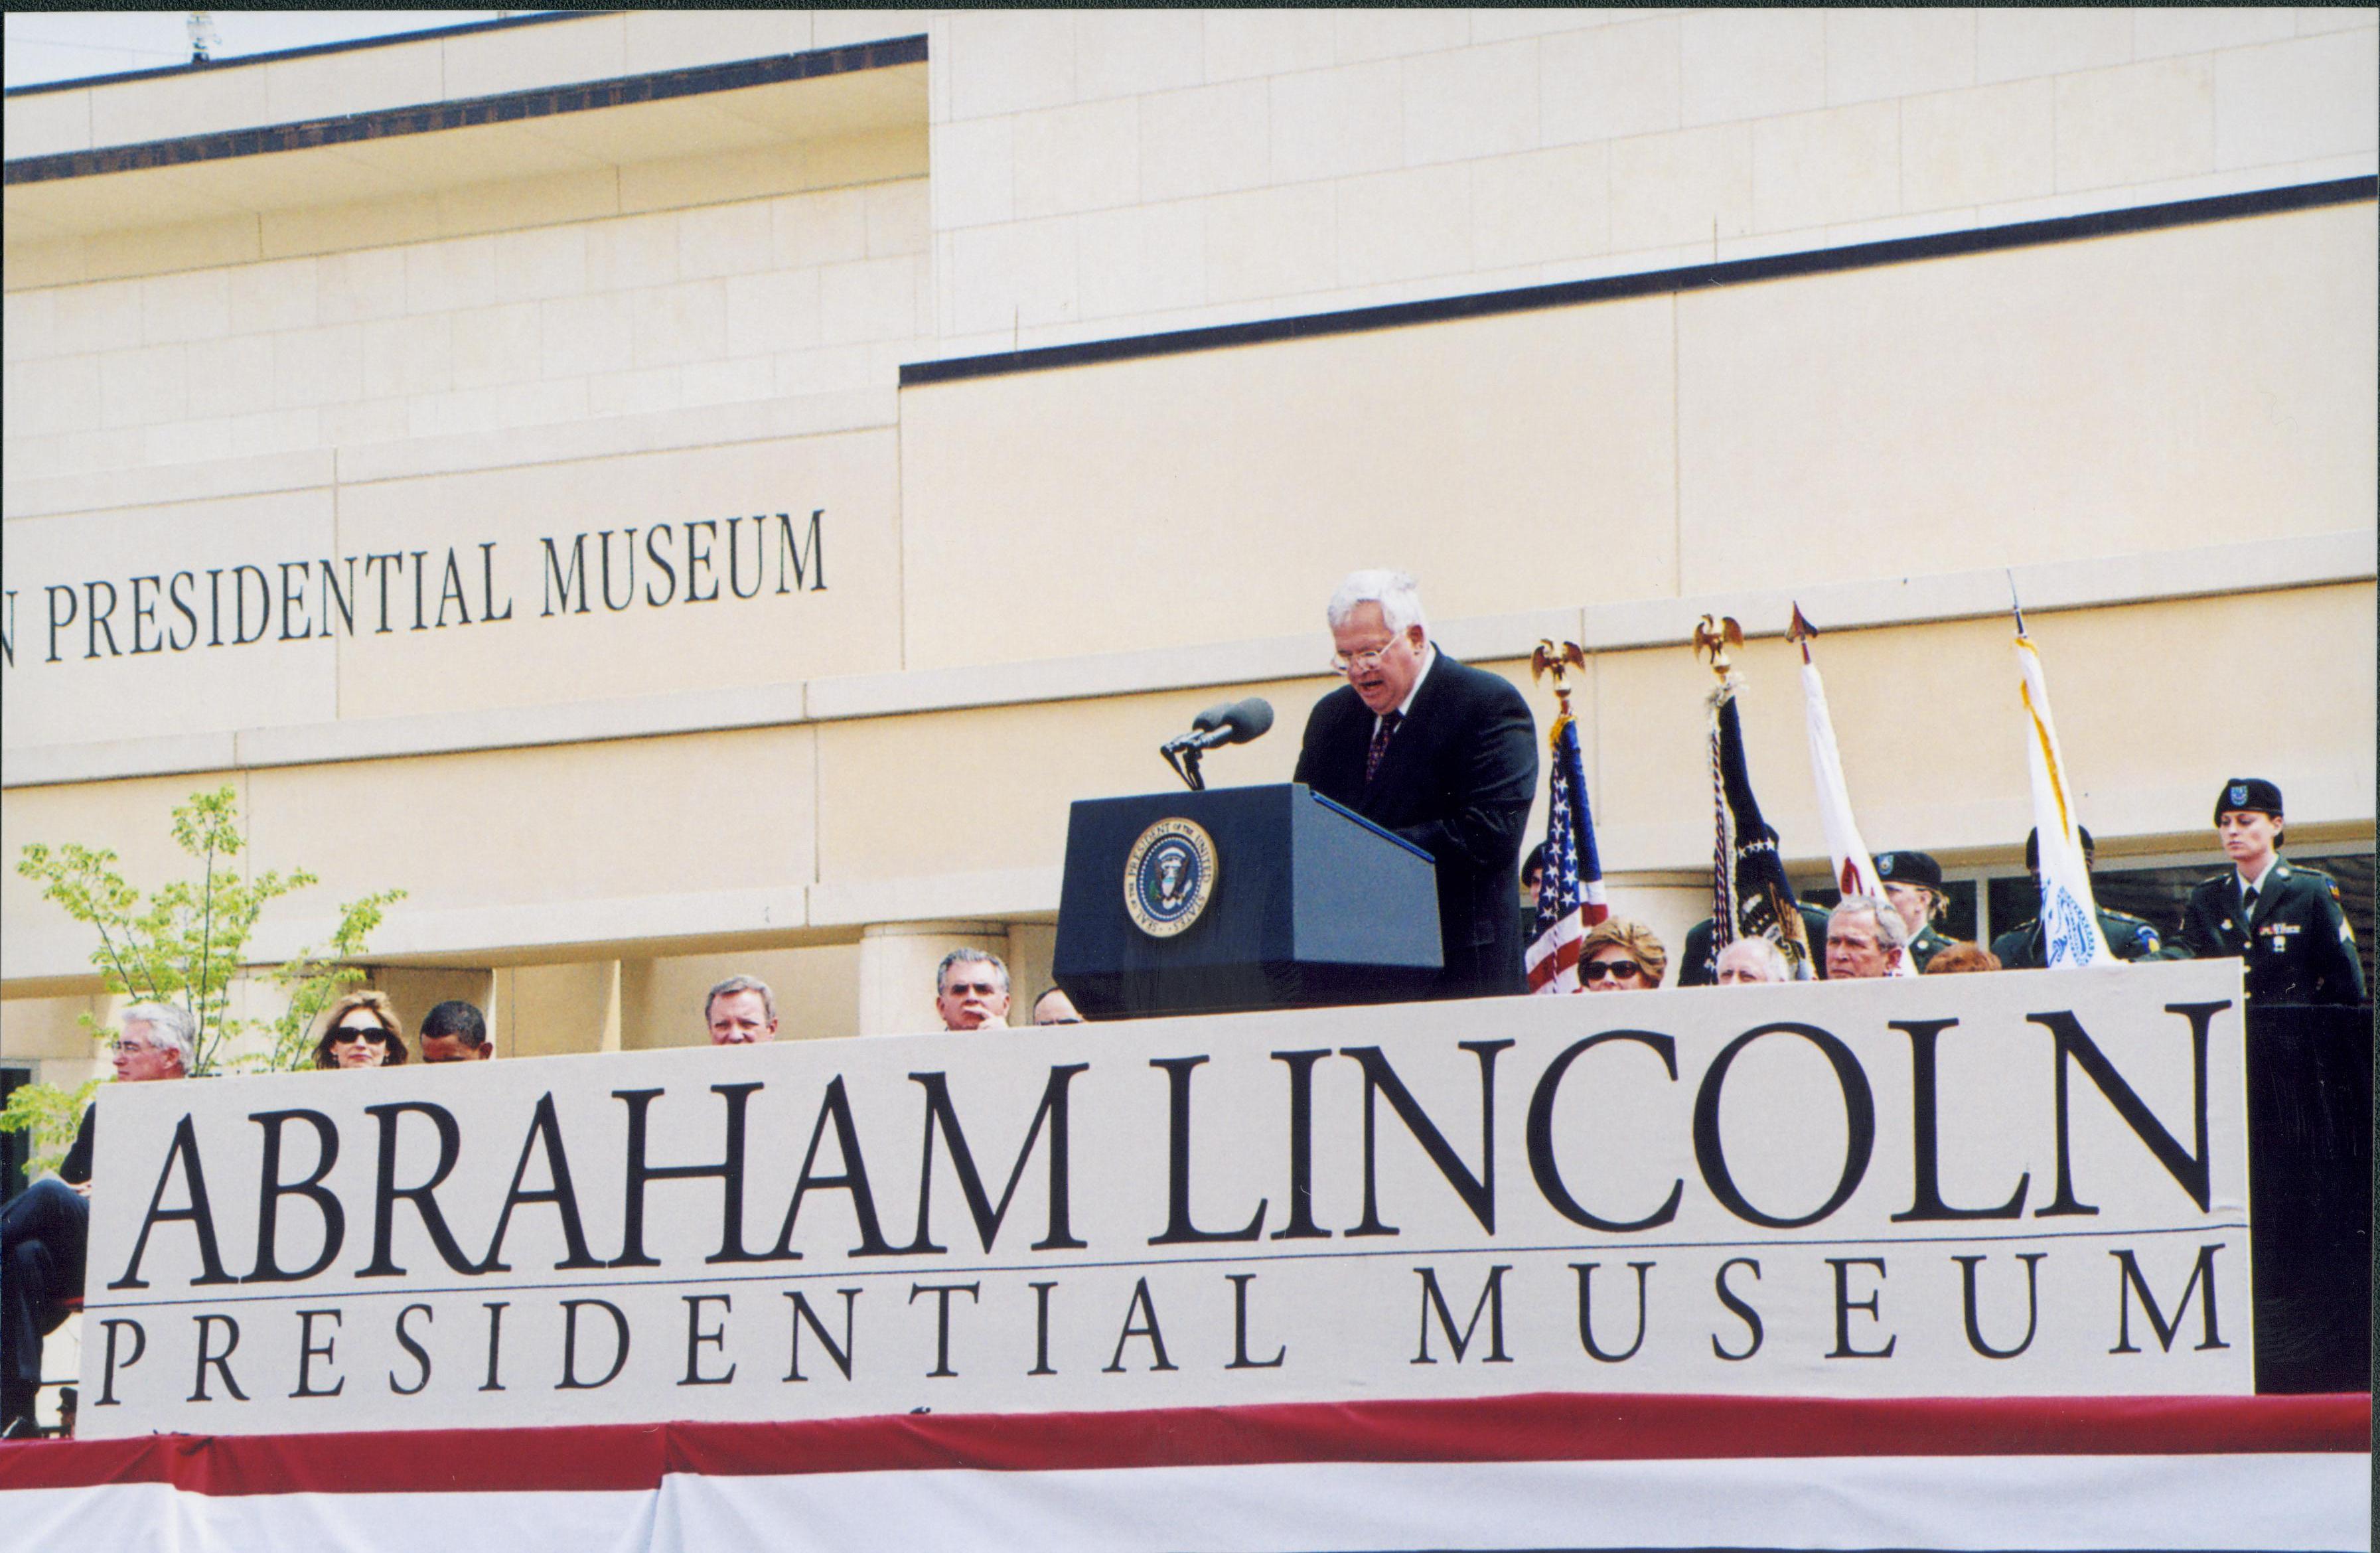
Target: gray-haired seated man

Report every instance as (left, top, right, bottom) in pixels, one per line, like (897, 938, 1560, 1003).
(1, 1002, 192, 1436)
(1824, 895, 1911, 980)
(706, 976, 780, 1044)
(936, 949, 1012, 1031)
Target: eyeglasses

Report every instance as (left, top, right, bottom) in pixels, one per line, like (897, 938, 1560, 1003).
(110, 1038, 159, 1055)
(1330, 640, 1406, 676)
(1581, 959, 1644, 982)
(944, 982, 1002, 999)
(329, 1025, 394, 1045)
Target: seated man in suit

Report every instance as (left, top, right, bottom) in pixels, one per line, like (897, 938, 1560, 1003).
(936, 949, 1013, 1031)
(1677, 902, 1834, 986)
(1, 1001, 192, 1437)
(1293, 569, 1537, 1000)
(704, 976, 780, 1044)
(1824, 895, 1911, 980)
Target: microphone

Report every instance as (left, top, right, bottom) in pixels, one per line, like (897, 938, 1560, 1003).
(1159, 698, 1274, 792)
(1167, 698, 1274, 753)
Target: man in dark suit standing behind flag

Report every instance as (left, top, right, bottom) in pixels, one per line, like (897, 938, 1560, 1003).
(1295, 570, 1538, 1000)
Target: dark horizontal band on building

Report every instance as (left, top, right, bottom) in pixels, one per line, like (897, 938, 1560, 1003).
(901, 176, 2380, 389)
(1, 35, 930, 184)
(3, 11, 614, 98)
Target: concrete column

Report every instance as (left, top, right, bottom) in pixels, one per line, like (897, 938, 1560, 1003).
(1006, 923, 1059, 1019)
(857, 922, 1011, 1036)
(503, 960, 624, 1056)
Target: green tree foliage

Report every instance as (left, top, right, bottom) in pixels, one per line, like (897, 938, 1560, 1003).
(0, 1079, 100, 1182)
(4, 786, 402, 1177)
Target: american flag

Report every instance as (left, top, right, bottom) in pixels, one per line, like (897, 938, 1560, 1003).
(1525, 707, 1608, 994)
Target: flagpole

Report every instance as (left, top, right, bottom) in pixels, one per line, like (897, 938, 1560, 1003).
(1525, 639, 1605, 994)
(1791, 605, 1905, 973)
(2009, 585, 2115, 968)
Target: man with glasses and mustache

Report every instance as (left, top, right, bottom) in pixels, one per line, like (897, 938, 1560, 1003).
(1, 1002, 192, 1436)
(1293, 570, 1538, 1001)
(936, 950, 1012, 1031)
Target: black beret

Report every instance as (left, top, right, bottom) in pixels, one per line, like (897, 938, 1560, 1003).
(1873, 850, 1941, 890)
(2024, 826, 2095, 872)
(2214, 777, 2282, 824)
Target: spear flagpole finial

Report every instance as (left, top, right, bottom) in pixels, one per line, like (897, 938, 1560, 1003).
(1787, 603, 1817, 664)
(2006, 569, 2027, 635)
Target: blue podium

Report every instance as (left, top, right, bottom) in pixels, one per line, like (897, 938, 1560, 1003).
(1052, 783, 1442, 1017)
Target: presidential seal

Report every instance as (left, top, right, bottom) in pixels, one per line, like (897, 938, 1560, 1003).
(1124, 818, 1218, 938)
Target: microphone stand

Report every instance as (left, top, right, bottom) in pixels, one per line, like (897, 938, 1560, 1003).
(1161, 739, 1207, 792)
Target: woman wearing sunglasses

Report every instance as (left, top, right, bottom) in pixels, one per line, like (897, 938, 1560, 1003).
(311, 990, 409, 1069)
(1576, 918, 1669, 992)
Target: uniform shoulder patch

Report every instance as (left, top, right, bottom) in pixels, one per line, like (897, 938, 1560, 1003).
(2280, 863, 2343, 903)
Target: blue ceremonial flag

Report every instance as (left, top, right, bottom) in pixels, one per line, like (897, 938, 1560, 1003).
(1706, 676, 1817, 980)
(1525, 707, 1609, 994)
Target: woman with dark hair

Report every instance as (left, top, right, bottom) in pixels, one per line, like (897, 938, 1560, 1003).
(312, 990, 408, 1069)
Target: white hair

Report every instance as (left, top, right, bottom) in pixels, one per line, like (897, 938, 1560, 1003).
(1715, 936, 1790, 982)
(1828, 895, 1911, 954)
(1325, 569, 1428, 637)
(120, 1001, 196, 1066)
(937, 948, 1009, 995)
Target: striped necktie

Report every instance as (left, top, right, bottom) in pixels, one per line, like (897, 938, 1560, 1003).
(1366, 711, 1402, 783)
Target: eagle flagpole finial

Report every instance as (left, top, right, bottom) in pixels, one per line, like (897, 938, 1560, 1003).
(1692, 615, 1743, 678)
(1531, 638, 1586, 713)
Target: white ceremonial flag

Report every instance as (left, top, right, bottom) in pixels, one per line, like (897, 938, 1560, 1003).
(1797, 657, 1915, 975)
(2014, 625, 2113, 968)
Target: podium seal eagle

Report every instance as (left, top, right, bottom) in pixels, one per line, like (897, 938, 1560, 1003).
(1124, 818, 1218, 938)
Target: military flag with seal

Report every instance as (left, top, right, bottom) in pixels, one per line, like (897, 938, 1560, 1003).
(1525, 640, 1608, 994)
(1697, 616, 1817, 980)
(2011, 582, 2113, 968)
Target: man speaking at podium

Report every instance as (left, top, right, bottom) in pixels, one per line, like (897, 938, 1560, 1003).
(1294, 570, 1538, 999)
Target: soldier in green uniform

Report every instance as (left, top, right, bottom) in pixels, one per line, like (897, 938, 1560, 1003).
(1990, 826, 2174, 968)
(2180, 778, 2365, 1005)
(1874, 851, 1955, 971)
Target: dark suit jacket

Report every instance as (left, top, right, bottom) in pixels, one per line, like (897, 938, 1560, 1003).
(1294, 651, 1538, 999)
